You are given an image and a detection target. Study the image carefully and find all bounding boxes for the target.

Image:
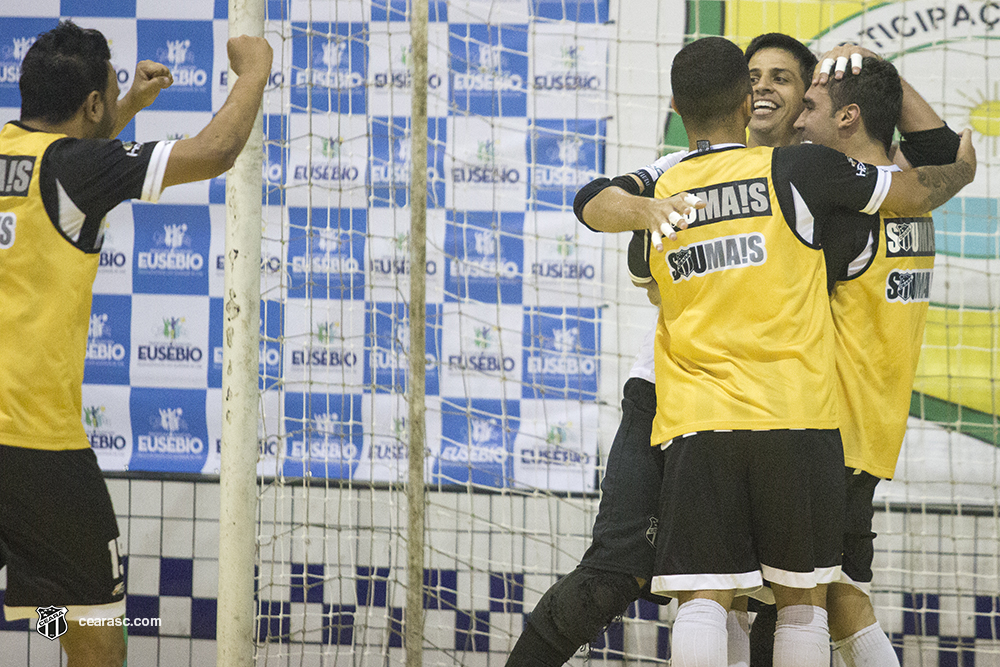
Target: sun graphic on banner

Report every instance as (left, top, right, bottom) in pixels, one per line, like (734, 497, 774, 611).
(957, 83, 1000, 158)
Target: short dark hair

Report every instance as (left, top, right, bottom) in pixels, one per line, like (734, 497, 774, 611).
(744, 33, 818, 91)
(827, 57, 902, 153)
(19, 21, 112, 124)
(671, 37, 752, 125)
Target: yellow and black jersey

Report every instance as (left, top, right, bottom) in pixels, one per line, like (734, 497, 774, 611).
(0, 121, 172, 451)
(832, 204, 935, 478)
(649, 143, 888, 446)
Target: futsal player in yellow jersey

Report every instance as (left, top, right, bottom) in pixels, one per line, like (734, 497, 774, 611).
(597, 36, 973, 667)
(0, 22, 272, 666)
(511, 32, 966, 667)
(789, 55, 960, 667)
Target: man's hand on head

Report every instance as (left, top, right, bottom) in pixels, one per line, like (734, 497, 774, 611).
(814, 44, 879, 86)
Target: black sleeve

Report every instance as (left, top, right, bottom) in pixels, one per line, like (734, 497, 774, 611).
(627, 230, 653, 284)
(816, 210, 879, 292)
(771, 143, 884, 246)
(40, 137, 160, 251)
(573, 174, 645, 232)
(898, 123, 961, 167)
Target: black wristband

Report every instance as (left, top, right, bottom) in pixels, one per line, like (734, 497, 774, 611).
(899, 123, 961, 167)
(610, 174, 643, 196)
(574, 177, 612, 230)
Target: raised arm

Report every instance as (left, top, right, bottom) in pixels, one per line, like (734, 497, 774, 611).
(896, 77, 945, 134)
(162, 35, 273, 187)
(112, 60, 173, 138)
(813, 44, 956, 169)
(881, 129, 976, 215)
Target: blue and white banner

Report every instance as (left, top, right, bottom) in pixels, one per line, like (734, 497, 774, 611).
(2, 3, 611, 490)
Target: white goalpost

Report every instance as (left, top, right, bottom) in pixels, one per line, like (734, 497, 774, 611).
(217, 1, 1000, 665)
(218, 0, 265, 666)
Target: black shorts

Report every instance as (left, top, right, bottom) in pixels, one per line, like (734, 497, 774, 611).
(579, 378, 668, 602)
(839, 467, 880, 592)
(0, 444, 125, 621)
(650, 429, 845, 598)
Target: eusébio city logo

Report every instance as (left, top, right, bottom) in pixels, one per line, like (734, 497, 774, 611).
(129, 388, 209, 473)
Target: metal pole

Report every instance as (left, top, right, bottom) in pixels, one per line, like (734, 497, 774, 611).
(406, 0, 429, 664)
(217, 0, 264, 663)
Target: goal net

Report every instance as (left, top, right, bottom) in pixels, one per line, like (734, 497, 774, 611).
(241, 0, 1000, 664)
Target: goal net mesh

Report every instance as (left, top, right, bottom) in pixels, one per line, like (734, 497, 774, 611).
(250, 1, 1000, 664)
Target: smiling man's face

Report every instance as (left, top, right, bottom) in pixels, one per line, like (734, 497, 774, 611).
(747, 47, 808, 147)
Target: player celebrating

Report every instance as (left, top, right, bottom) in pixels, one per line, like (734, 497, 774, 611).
(0, 21, 271, 667)
(793, 53, 960, 667)
(618, 36, 971, 667)
(506, 32, 957, 667)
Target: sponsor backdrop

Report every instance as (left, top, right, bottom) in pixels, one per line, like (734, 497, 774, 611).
(0, 0, 611, 492)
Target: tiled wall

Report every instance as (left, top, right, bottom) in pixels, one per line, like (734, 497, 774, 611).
(2, 478, 999, 666)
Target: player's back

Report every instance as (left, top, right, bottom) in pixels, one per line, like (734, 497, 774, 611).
(0, 122, 96, 450)
(649, 145, 838, 444)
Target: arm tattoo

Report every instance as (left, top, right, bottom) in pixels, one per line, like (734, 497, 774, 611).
(913, 160, 975, 211)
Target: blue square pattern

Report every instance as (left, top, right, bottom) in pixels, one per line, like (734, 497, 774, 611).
(448, 23, 528, 118)
(455, 610, 490, 653)
(210, 114, 288, 206)
(528, 118, 606, 211)
(369, 116, 447, 209)
(214, 0, 291, 19)
(62, 0, 136, 16)
(435, 398, 519, 488)
(136, 20, 214, 112)
(939, 636, 976, 667)
(282, 392, 364, 479)
(389, 607, 405, 648)
(290, 563, 325, 604)
(657, 624, 671, 661)
(444, 210, 524, 304)
(0, 19, 61, 109)
(0, 591, 29, 632)
(363, 301, 442, 396)
(356, 566, 390, 607)
(286, 207, 367, 301)
(84, 294, 132, 386)
(257, 600, 291, 643)
(976, 595, 1000, 639)
(323, 604, 356, 645)
(531, 0, 609, 22)
(290, 22, 367, 115)
(588, 620, 625, 660)
(126, 595, 160, 637)
(522, 306, 600, 401)
(190, 597, 217, 640)
(160, 557, 193, 597)
(129, 388, 210, 474)
(423, 569, 457, 610)
(131, 203, 211, 296)
(488, 572, 524, 613)
(904, 592, 940, 636)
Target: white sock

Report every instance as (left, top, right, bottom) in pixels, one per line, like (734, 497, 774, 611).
(727, 610, 750, 667)
(832, 622, 900, 667)
(773, 605, 830, 667)
(672, 599, 729, 667)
